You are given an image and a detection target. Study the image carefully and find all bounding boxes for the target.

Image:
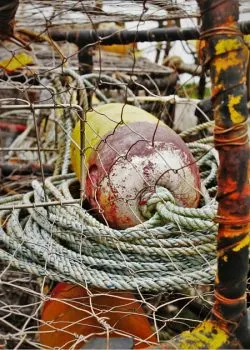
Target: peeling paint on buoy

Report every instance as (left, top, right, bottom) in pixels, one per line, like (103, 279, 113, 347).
(71, 103, 200, 229)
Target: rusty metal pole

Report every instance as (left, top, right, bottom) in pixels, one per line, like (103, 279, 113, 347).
(152, 0, 250, 349)
(198, 0, 250, 346)
(0, 0, 19, 40)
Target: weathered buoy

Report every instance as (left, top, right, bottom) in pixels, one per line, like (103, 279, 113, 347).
(71, 103, 200, 229)
(39, 282, 157, 349)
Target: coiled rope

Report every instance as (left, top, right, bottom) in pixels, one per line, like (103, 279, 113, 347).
(0, 141, 219, 292)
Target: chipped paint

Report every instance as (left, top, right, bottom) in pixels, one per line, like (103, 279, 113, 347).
(168, 320, 229, 349)
(222, 255, 228, 262)
(71, 103, 166, 179)
(93, 142, 200, 228)
(214, 52, 242, 78)
(228, 95, 245, 124)
(215, 38, 241, 56)
(232, 235, 250, 252)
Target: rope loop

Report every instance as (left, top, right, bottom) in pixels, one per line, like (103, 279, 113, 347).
(139, 187, 175, 220)
(214, 120, 249, 147)
(200, 26, 242, 40)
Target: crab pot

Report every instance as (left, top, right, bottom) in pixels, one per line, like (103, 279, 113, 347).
(71, 103, 201, 229)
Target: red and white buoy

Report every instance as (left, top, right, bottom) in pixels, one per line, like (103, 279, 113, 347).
(71, 103, 201, 229)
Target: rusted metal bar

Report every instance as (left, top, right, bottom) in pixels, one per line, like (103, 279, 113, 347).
(0, 162, 53, 176)
(49, 20, 250, 46)
(0, 148, 57, 152)
(151, 0, 250, 349)
(50, 26, 199, 45)
(0, 103, 83, 112)
(0, 0, 19, 40)
(0, 199, 81, 211)
(198, 1, 250, 347)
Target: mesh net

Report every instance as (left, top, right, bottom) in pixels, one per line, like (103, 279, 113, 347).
(15, 0, 250, 26)
(0, 0, 249, 349)
(15, 0, 199, 29)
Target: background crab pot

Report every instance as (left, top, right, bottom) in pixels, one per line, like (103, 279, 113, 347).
(71, 103, 201, 229)
(39, 282, 157, 349)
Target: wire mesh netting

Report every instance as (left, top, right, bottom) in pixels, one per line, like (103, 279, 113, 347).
(16, 0, 199, 28)
(0, 0, 249, 349)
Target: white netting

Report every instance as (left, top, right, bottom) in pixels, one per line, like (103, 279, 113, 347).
(0, 0, 249, 349)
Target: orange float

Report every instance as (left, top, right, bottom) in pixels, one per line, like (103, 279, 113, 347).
(40, 283, 157, 349)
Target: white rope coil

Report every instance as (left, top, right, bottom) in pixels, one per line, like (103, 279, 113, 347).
(0, 142, 219, 292)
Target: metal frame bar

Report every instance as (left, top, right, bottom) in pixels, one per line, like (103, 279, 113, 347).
(0, 199, 81, 211)
(50, 20, 250, 46)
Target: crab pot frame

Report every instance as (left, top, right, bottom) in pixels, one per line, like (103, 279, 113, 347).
(49, 20, 250, 73)
(50, 20, 250, 46)
(0, 0, 249, 348)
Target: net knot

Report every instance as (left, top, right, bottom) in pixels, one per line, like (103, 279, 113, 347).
(139, 186, 175, 220)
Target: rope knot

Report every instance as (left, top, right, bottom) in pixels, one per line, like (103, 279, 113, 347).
(139, 186, 175, 219)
